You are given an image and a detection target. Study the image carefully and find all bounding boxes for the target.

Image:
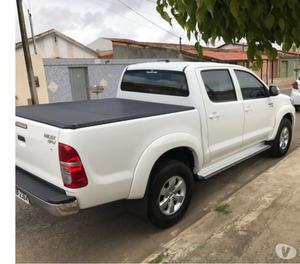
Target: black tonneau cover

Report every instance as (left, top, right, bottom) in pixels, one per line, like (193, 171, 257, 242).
(16, 98, 194, 129)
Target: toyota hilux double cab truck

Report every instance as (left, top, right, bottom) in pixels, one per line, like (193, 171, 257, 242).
(16, 62, 295, 228)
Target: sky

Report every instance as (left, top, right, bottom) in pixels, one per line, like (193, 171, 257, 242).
(15, 0, 214, 47)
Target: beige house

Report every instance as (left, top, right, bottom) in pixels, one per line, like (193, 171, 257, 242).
(16, 29, 99, 59)
(16, 54, 49, 106)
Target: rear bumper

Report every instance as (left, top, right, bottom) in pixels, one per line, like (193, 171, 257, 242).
(16, 167, 79, 216)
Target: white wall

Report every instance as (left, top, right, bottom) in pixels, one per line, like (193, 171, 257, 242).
(16, 35, 98, 59)
(87, 38, 113, 51)
(219, 44, 246, 51)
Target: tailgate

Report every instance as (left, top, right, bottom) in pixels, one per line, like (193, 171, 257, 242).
(16, 117, 63, 188)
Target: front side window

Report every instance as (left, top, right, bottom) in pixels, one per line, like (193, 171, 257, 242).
(235, 70, 269, 100)
(121, 70, 189, 97)
(201, 70, 237, 102)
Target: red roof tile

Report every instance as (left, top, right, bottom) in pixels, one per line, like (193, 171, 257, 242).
(106, 38, 270, 62)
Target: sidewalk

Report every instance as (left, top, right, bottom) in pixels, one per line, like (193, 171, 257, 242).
(144, 148, 300, 263)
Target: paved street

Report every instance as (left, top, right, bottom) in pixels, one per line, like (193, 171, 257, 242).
(16, 94, 299, 263)
(145, 147, 300, 263)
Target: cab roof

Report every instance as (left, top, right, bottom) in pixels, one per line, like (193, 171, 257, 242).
(126, 61, 245, 72)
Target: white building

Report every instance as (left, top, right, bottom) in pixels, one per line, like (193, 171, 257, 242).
(16, 29, 99, 59)
(88, 37, 113, 52)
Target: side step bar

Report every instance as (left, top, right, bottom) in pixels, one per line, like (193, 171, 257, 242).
(197, 143, 271, 180)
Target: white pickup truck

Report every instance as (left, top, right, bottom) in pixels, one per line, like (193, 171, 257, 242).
(16, 62, 295, 228)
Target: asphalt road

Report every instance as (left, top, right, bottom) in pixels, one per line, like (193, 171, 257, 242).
(16, 91, 299, 263)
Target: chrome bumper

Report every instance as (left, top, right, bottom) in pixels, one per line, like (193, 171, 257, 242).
(16, 167, 79, 217)
(18, 187, 79, 216)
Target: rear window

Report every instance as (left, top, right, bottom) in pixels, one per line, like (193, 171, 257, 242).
(201, 70, 237, 102)
(121, 70, 189, 97)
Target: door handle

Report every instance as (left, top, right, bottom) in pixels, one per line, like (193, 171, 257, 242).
(244, 106, 253, 112)
(268, 102, 274, 107)
(209, 112, 220, 120)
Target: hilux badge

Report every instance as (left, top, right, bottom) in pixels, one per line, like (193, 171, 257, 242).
(44, 133, 56, 144)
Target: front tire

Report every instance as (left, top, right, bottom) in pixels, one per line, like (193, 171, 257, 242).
(147, 160, 193, 228)
(270, 118, 292, 157)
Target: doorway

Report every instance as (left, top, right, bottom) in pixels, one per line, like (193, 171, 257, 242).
(69, 67, 89, 101)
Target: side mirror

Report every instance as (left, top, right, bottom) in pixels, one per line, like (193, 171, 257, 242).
(269, 85, 280, 96)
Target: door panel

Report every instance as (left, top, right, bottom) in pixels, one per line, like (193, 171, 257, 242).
(242, 98, 274, 146)
(69, 67, 89, 101)
(199, 69, 244, 163)
(234, 70, 275, 146)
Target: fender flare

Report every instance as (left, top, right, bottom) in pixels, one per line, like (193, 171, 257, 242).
(128, 133, 203, 199)
(270, 105, 295, 140)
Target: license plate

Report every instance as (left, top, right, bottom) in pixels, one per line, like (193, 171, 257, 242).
(16, 188, 30, 204)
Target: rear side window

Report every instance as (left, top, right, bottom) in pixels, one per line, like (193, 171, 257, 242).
(201, 70, 237, 102)
(235, 70, 269, 100)
(121, 70, 189, 97)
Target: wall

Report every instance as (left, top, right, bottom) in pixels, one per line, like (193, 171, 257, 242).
(44, 58, 179, 103)
(16, 35, 98, 59)
(88, 38, 113, 52)
(16, 54, 49, 106)
(218, 44, 247, 51)
(279, 57, 300, 78)
(112, 44, 182, 59)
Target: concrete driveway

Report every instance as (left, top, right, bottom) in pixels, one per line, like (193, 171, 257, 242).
(16, 99, 299, 263)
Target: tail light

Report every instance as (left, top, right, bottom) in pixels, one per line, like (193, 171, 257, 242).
(59, 143, 88, 188)
(292, 81, 298, 90)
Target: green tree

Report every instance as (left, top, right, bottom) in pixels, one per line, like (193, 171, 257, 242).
(156, 0, 300, 67)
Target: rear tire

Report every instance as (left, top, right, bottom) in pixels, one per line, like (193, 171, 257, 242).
(270, 118, 292, 158)
(147, 159, 193, 229)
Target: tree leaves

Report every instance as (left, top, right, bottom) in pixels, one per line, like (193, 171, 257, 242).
(229, 0, 239, 18)
(156, 0, 300, 68)
(205, 0, 216, 17)
(195, 41, 203, 55)
(278, 18, 285, 30)
(264, 14, 275, 30)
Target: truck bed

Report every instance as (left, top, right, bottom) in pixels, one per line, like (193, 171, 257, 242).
(16, 98, 194, 129)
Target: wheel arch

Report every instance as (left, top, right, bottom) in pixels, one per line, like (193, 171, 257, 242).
(270, 106, 295, 140)
(128, 133, 202, 199)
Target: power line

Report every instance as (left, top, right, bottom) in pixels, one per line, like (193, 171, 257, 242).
(91, 0, 161, 32)
(116, 0, 179, 38)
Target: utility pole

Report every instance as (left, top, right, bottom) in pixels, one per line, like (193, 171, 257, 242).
(271, 60, 274, 84)
(16, 0, 39, 104)
(27, 9, 37, 54)
(179, 37, 182, 52)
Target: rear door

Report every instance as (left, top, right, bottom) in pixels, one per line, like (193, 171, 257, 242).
(233, 70, 275, 147)
(198, 68, 244, 163)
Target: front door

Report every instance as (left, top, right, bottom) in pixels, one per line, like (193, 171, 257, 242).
(234, 70, 275, 147)
(69, 67, 89, 101)
(199, 69, 244, 163)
